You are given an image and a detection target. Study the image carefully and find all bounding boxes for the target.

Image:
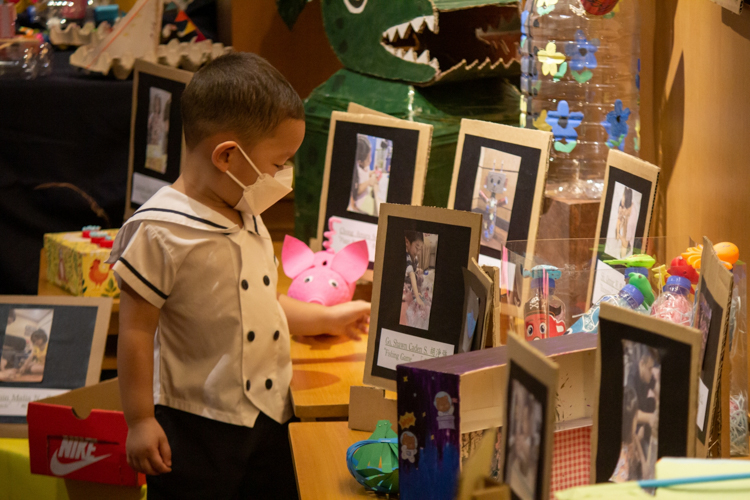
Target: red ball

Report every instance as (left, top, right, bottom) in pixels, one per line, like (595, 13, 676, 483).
(581, 0, 619, 16)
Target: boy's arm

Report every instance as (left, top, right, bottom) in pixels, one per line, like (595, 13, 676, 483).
(118, 282, 172, 475)
(409, 272, 425, 306)
(278, 294, 370, 338)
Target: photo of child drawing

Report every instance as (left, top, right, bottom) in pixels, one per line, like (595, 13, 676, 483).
(611, 340, 661, 482)
(0, 308, 53, 383)
(605, 183, 642, 259)
(145, 87, 172, 174)
(400, 231, 438, 330)
(470, 147, 521, 252)
(459, 288, 480, 353)
(505, 379, 542, 500)
(347, 134, 392, 217)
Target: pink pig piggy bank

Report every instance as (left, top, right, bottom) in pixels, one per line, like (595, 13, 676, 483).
(282, 235, 369, 306)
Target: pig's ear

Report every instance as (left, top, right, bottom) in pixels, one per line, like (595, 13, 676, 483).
(331, 240, 369, 284)
(281, 235, 315, 279)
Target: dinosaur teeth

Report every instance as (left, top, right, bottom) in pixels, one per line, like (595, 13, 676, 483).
(411, 17, 424, 32)
(396, 21, 410, 39)
(430, 57, 440, 70)
(416, 50, 430, 64)
(424, 15, 435, 32)
(403, 48, 417, 62)
(386, 26, 398, 42)
(382, 43, 396, 55)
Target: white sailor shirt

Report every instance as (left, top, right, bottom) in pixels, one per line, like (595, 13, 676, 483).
(107, 187, 293, 427)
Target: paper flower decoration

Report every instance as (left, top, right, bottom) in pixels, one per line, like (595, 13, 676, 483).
(537, 0, 558, 16)
(346, 420, 399, 495)
(537, 42, 565, 76)
(581, 0, 619, 16)
(566, 30, 599, 82)
(682, 242, 739, 270)
(601, 99, 631, 151)
(533, 109, 553, 132)
(546, 100, 583, 142)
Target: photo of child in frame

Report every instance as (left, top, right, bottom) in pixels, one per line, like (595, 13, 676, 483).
(459, 288, 480, 353)
(145, 87, 172, 174)
(400, 231, 438, 330)
(505, 379, 542, 500)
(605, 182, 642, 259)
(0, 308, 53, 383)
(347, 133, 392, 217)
(611, 340, 661, 482)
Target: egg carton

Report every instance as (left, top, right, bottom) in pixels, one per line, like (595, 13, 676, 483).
(48, 21, 117, 47)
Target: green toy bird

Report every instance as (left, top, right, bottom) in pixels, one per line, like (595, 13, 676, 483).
(627, 272, 655, 307)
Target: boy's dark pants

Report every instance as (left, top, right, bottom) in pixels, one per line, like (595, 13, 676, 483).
(147, 405, 299, 500)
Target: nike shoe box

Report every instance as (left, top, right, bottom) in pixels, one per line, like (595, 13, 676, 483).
(27, 378, 145, 492)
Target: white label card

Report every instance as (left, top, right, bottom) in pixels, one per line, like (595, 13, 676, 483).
(328, 217, 378, 263)
(477, 254, 516, 292)
(591, 260, 626, 305)
(376, 328, 455, 371)
(0, 388, 69, 417)
(131, 172, 169, 206)
(697, 379, 709, 431)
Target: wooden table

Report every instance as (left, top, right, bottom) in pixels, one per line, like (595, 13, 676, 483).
(289, 421, 374, 499)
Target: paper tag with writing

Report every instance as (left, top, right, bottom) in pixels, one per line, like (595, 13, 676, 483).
(328, 217, 377, 262)
(376, 328, 455, 371)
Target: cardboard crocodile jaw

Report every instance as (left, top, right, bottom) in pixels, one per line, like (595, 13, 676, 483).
(379, 5, 520, 84)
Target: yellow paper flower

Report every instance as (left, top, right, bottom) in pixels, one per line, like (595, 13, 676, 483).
(538, 42, 565, 76)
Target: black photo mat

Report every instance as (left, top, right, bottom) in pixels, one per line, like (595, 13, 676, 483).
(597, 166, 654, 259)
(695, 279, 725, 443)
(370, 216, 472, 381)
(0, 304, 98, 424)
(504, 361, 549, 500)
(595, 316, 693, 483)
(453, 135, 541, 260)
(461, 267, 488, 353)
(131, 72, 187, 209)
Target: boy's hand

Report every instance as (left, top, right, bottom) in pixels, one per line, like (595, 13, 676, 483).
(126, 417, 172, 475)
(325, 300, 371, 339)
(416, 296, 426, 308)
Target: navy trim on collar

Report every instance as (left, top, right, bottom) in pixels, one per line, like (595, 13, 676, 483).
(135, 208, 228, 230)
(253, 216, 259, 234)
(119, 257, 169, 300)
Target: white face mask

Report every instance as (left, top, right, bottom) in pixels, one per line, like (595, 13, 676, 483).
(223, 145, 293, 216)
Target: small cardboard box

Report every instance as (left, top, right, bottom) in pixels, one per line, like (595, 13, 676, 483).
(44, 230, 120, 297)
(396, 334, 597, 500)
(27, 378, 145, 488)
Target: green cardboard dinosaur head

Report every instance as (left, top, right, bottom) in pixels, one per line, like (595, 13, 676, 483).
(278, 0, 520, 85)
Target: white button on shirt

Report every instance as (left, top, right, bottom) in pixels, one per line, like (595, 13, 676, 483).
(107, 187, 293, 427)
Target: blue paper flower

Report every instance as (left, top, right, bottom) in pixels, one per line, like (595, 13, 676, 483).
(601, 99, 631, 150)
(546, 100, 583, 141)
(565, 30, 599, 71)
(521, 10, 530, 37)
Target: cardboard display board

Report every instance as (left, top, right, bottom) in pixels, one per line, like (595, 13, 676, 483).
(587, 150, 660, 306)
(481, 264, 502, 347)
(693, 237, 735, 458)
(317, 111, 433, 274)
(592, 304, 701, 484)
(449, 119, 551, 270)
(0, 295, 112, 437)
(459, 259, 494, 354)
(364, 203, 481, 391)
(501, 333, 558, 500)
(125, 59, 193, 219)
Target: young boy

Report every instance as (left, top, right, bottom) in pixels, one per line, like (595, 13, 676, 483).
(108, 53, 370, 500)
(404, 231, 425, 308)
(349, 135, 378, 216)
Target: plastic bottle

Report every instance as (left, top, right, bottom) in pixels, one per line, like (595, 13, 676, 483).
(650, 276, 693, 326)
(566, 283, 646, 334)
(524, 276, 566, 341)
(519, 0, 640, 199)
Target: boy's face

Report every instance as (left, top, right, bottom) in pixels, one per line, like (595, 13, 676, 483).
(639, 356, 654, 383)
(406, 239, 423, 259)
(32, 338, 45, 347)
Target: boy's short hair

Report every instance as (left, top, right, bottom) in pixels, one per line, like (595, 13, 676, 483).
(405, 231, 424, 244)
(355, 136, 371, 164)
(30, 329, 48, 345)
(181, 52, 305, 149)
(623, 187, 633, 208)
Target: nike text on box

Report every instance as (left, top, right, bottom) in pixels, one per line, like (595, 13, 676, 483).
(27, 378, 145, 487)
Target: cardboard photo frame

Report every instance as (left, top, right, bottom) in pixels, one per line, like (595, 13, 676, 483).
(587, 150, 660, 306)
(125, 59, 193, 220)
(0, 295, 112, 437)
(591, 304, 701, 484)
(364, 203, 481, 391)
(448, 119, 551, 269)
(693, 237, 735, 458)
(459, 259, 494, 354)
(501, 333, 558, 500)
(317, 111, 433, 276)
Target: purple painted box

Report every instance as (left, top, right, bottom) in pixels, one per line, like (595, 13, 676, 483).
(396, 334, 598, 500)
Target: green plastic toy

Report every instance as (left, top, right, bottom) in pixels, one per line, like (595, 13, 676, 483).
(627, 272, 655, 307)
(277, 0, 522, 243)
(602, 254, 656, 269)
(346, 420, 399, 494)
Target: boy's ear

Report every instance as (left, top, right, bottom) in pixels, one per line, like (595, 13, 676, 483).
(211, 141, 239, 173)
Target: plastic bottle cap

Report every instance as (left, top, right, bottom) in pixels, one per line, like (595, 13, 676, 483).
(625, 267, 649, 277)
(531, 277, 556, 289)
(620, 284, 644, 305)
(665, 275, 691, 291)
